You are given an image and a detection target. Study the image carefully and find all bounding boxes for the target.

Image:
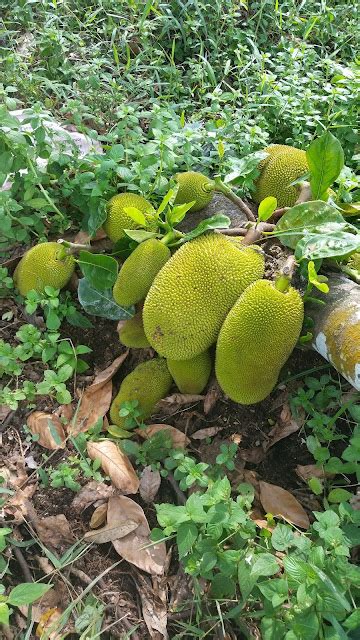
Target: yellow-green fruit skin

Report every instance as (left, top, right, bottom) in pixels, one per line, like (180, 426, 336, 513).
(103, 193, 156, 242)
(143, 233, 265, 360)
(109, 358, 173, 427)
(119, 312, 150, 348)
(254, 145, 308, 208)
(14, 242, 75, 296)
(215, 280, 304, 404)
(174, 171, 214, 212)
(113, 239, 171, 307)
(167, 350, 212, 394)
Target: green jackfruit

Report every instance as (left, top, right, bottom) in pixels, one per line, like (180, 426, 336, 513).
(109, 358, 172, 427)
(254, 145, 308, 208)
(215, 279, 304, 404)
(143, 233, 265, 360)
(14, 242, 75, 296)
(174, 172, 215, 212)
(113, 239, 171, 307)
(119, 312, 150, 348)
(167, 350, 212, 394)
(103, 193, 157, 243)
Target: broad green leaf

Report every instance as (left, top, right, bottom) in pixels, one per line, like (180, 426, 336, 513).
(183, 214, 231, 241)
(307, 132, 344, 200)
(327, 488, 352, 503)
(123, 206, 146, 225)
(0, 151, 13, 174)
(77, 251, 118, 290)
(238, 558, 257, 600)
(344, 609, 360, 630)
(78, 278, 134, 320)
(200, 551, 218, 574)
(123, 229, 157, 243)
(87, 199, 107, 237)
(27, 198, 49, 209)
(291, 608, 319, 640)
(167, 202, 195, 226)
(176, 522, 198, 559)
(307, 261, 329, 293)
(0, 602, 9, 626)
(271, 524, 295, 551)
(258, 578, 288, 607)
(295, 231, 360, 261)
(250, 553, 279, 578)
(8, 582, 51, 606)
(0, 106, 20, 128)
(258, 196, 277, 222)
(261, 616, 286, 640)
(210, 573, 236, 598)
(157, 188, 176, 214)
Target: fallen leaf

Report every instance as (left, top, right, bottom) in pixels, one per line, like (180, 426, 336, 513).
(0, 404, 12, 422)
(19, 580, 67, 631)
(265, 403, 304, 451)
(0, 455, 28, 488)
(259, 481, 310, 529)
(74, 228, 107, 244)
(230, 433, 243, 445)
(54, 403, 74, 423)
(87, 440, 139, 494)
(168, 565, 193, 612)
(203, 380, 221, 415)
(135, 573, 168, 639)
(70, 380, 112, 435)
(89, 352, 129, 392)
(108, 496, 166, 575)
(156, 393, 204, 412)
(71, 481, 115, 511)
(35, 514, 75, 550)
(90, 503, 108, 529)
(84, 519, 138, 543)
(295, 464, 331, 482)
(137, 424, 190, 449)
(191, 425, 225, 440)
(4, 486, 38, 524)
(238, 447, 266, 464)
(27, 411, 66, 449)
(140, 466, 161, 503)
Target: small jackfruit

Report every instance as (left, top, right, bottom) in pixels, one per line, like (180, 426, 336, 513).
(113, 239, 171, 307)
(109, 358, 173, 427)
(174, 172, 215, 212)
(167, 350, 212, 394)
(254, 145, 308, 208)
(143, 233, 265, 360)
(103, 193, 157, 243)
(14, 242, 75, 296)
(215, 279, 304, 404)
(119, 311, 150, 348)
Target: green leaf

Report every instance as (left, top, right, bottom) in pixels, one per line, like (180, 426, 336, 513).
(344, 609, 360, 630)
(295, 231, 360, 261)
(176, 522, 198, 559)
(167, 202, 195, 227)
(8, 582, 51, 606)
(157, 188, 176, 215)
(27, 198, 49, 210)
(251, 553, 279, 578)
(271, 524, 295, 551)
(210, 574, 236, 598)
(0, 602, 9, 626)
(307, 132, 344, 200)
(327, 488, 352, 503)
(291, 608, 319, 640)
(123, 229, 158, 243)
(200, 551, 218, 574)
(258, 196, 277, 222)
(77, 251, 118, 291)
(78, 278, 134, 320)
(258, 578, 288, 607)
(183, 214, 231, 241)
(123, 206, 146, 226)
(308, 477, 323, 495)
(307, 261, 329, 293)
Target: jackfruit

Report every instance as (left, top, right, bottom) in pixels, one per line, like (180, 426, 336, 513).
(254, 145, 308, 208)
(215, 279, 304, 404)
(14, 242, 75, 296)
(143, 233, 265, 360)
(109, 358, 173, 427)
(113, 239, 171, 307)
(167, 350, 212, 394)
(103, 193, 157, 243)
(174, 172, 215, 212)
(119, 311, 150, 348)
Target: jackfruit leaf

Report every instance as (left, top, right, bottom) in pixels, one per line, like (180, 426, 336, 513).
(306, 131, 344, 200)
(275, 200, 356, 249)
(77, 251, 118, 290)
(123, 206, 147, 226)
(258, 196, 277, 222)
(224, 150, 268, 184)
(87, 198, 107, 238)
(157, 187, 177, 214)
(259, 481, 310, 529)
(89, 352, 128, 392)
(339, 201, 360, 217)
(183, 214, 231, 241)
(139, 466, 161, 503)
(7, 583, 52, 607)
(167, 201, 195, 227)
(123, 229, 158, 243)
(84, 519, 139, 543)
(307, 261, 329, 293)
(70, 381, 112, 435)
(89, 503, 108, 529)
(87, 440, 139, 494)
(295, 231, 360, 261)
(137, 424, 190, 449)
(78, 277, 134, 320)
(27, 411, 66, 450)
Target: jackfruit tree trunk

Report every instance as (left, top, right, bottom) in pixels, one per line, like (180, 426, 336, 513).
(306, 273, 360, 391)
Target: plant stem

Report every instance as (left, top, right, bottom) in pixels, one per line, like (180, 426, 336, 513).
(274, 255, 298, 291)
(57, 239, 95, 254)
(27, 159, 67, 221)
(213, 177, 256, 222)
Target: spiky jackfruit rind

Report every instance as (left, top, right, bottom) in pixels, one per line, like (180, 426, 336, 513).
(174, 171, 214, 212)
(167, 350, 212, 394)
(113, 239, 171, 307)
(254, 145, 308, 208)
(119, 311, 150, 348)
(215, 280, 304, 404)
(14, 242, 75, 296)
(143, 233, 265, 360)
(103, 193, 157, 243)
(109, 358, 173, 427)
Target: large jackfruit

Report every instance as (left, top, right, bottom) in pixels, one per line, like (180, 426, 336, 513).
(103, 193, 157, 243)
(119, 311, 150, 348)
(254, 145, 308, 208)
(215, 280, 304, 404)
(174, 172, 215, 212)
(167, 350, 212, 394)
(143, 233, 265, 360)
(113, 239, 171, 307)
(109, 358, 173, 427)
(14, 242, 75, 296)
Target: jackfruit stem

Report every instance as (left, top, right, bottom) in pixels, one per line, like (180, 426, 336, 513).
(160, 230, 184, 246)
(213, 177, 256, 222)
(275, 255, 298, 292)
(57, 239, 96, 255)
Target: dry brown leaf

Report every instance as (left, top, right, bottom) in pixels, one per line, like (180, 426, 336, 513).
(84, 519, 138, 543)
(295, 464, 331, 482)
(108, 496, 166, 575)
(71, 481, 115, 511)
(0, 455, 28, 489)
(137, 424, 190, 449)
(140, 466, 161, 503)
(4, 486, 38, 524)
(136, 573, 168, 639)
(74, 228, 107, 244)
(238, 447, 266, 464)
(19, 580, 66, 627)
(265, 403, 304, 451)
(35, 514, 75, 550)
(89, 351, 129, 392)
(54, 403, 74, 423)
(191, 425, 225, 440)
(89, 503, 108, 529)
(70, 380, 112, 435)
(27, 411, 66, 450)
(87, 440, 139, 494)
(259, 481, 310, 529)
(203, 380, 221, 415)
(0, 404, 12, 422)
(157, 393, 205, 409)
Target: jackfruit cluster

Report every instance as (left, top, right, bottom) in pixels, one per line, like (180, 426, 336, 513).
(109, 358, 172, 427)
(113, 238, 171, 307)
(174, 171, 215, 212)
(103, 193, 157, 243)
(143, 233, 265, 360)
(14, 242, 75, 296)
(119, 311, 150, 348)
(254, 144, 308, 208)
(167, 350, 212, 394)
(215, 279, 304, 404)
